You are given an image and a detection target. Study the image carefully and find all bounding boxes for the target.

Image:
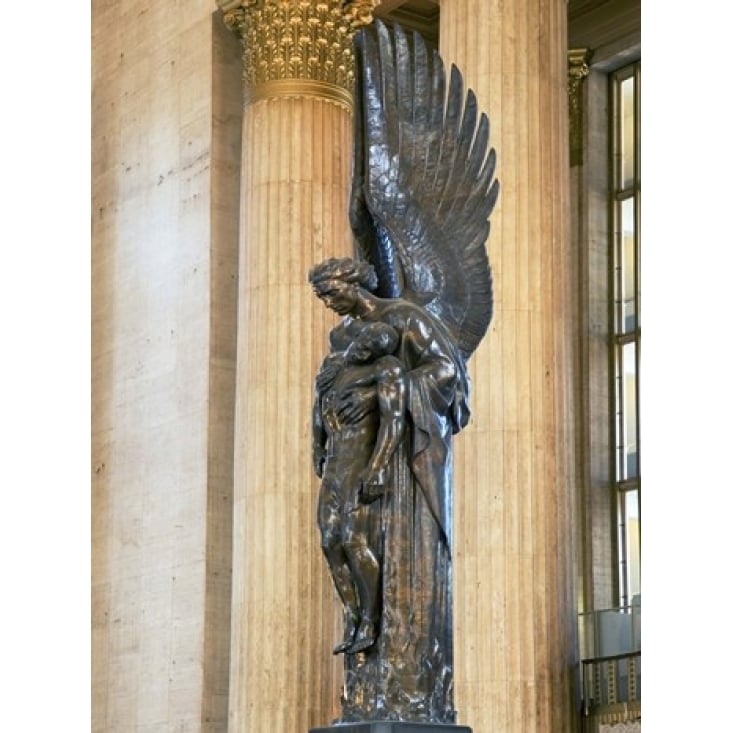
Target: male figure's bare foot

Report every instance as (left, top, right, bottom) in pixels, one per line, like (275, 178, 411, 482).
(333, 613, 359, 654)
(348, 618, 378, 654)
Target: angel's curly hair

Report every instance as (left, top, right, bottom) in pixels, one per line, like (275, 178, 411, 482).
(308, 257, 378, 292)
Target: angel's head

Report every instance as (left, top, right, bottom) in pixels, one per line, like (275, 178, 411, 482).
(309, 258, 378, 316)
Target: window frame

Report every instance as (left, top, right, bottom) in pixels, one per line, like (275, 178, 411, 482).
(609, 61, 641, 608)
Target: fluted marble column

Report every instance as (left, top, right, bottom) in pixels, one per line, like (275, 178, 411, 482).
(218, 2, 378, 730)
(439, 1, 579, 731)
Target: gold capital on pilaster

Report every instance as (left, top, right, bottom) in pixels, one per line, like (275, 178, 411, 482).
(568, 47, 592, 166)
(342, 0, 382, 26)
(217, 0, 380, 108)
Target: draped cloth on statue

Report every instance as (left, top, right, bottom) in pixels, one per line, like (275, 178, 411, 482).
(340, 298, 469, 724)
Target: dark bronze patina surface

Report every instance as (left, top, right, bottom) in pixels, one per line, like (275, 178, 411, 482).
(311, 723, 472, 733)
(310, 19, 498, 727)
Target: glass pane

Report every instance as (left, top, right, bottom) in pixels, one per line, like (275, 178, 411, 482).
(622, 341, 638, 478)
(620, 197, 636, 333)
(615, 362, 624, 480)
(621, 76, 635, 188)
(624, 489, 641, 600)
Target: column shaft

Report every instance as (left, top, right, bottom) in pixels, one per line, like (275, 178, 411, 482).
(228, 94, 352, 731)
(440, 1, 578, 730)
(220, 3, 381, 729)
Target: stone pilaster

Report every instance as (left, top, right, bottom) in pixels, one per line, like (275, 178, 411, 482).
(439, 1, 579, 731)
(568, 48, 592, 167)
(217, 1, 377, 729)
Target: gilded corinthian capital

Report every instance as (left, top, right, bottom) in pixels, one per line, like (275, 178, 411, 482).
(218, 0, 380, 108)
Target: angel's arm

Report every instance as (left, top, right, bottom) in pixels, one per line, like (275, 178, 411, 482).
(401, 315, 458, 392)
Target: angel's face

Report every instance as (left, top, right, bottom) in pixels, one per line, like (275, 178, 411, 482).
(318, 280, 358, 316)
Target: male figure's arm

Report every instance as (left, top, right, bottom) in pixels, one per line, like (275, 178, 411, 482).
(312, 353, 344, 477)
(312, 394, 327, 478)
(360, 355, 406, 503)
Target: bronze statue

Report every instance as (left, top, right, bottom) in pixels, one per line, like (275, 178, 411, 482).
(310, 20, 498, 727)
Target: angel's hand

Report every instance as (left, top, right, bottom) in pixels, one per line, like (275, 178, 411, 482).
(336, 391, 375, 424)
(316, 354, 344, 394)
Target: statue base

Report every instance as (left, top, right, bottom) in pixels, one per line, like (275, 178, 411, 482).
(310, 723, 471, 733)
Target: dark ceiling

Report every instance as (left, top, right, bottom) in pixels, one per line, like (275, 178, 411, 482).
(374, 0, 640, 65)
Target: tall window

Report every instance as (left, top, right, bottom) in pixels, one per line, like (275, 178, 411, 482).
(610, 62, 641, 607)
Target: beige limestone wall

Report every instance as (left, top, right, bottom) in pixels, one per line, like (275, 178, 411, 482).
(92, 2, 240, 731)
(439, 0, 579, 730)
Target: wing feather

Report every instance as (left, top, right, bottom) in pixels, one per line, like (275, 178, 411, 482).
(351, 21, 499, 359)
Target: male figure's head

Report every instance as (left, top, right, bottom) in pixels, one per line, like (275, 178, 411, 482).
(344, 321, 398, 365)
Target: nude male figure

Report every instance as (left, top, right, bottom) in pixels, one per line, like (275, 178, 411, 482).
(312, 320, 406, 654)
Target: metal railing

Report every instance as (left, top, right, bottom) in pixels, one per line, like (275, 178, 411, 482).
(582, 650, 641, 717)
(579, 601, 641, 728)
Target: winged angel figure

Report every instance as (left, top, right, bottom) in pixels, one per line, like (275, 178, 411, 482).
(310, 19, 498, 725)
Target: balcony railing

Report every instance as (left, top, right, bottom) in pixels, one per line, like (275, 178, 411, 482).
(581, 650, 641, 723)
(579, 600, 641, 728)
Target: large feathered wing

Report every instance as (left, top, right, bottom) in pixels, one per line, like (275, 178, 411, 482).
(349, 21, 499, 362)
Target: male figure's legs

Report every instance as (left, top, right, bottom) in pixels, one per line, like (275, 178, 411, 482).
(318, 474, 360, 653)
(319, 431, 376, 653)
(343, 355, 406, 653)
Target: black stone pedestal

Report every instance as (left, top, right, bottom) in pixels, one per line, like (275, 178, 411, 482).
(310, 723, 471, 733)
